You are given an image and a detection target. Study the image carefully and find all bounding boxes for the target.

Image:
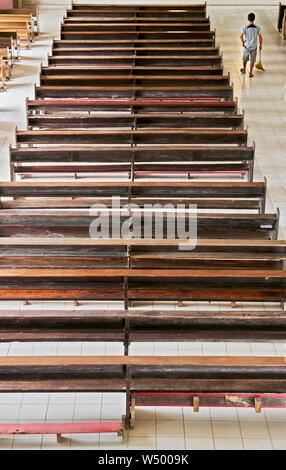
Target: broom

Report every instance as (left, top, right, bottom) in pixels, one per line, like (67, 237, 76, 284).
(255, 49, 265, 71)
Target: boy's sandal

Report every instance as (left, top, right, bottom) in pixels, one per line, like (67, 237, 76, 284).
(240, 68, 246, 74)
(249, 73, 254, 77)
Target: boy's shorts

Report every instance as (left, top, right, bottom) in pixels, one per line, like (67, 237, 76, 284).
(243, 47, 257, 62)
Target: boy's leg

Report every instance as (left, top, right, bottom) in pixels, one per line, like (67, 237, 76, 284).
(249, 60, 255, 77)
(241, 60, 247, 74)
(249, 49, 257, 77)
(241, 48, 248, 74)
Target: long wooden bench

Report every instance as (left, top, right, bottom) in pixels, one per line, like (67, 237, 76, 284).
(60, 31, 215, 41)
(39, 74, 229, 88)
(0, 355, 286, 429)
(35, 85, 231, 99)
(28, 111, 242, 130)
(0, 8, 38, 34)
(64, 16, 210, 24)
(27, 97, 236, 113)
(71, 4, 207, 13)
(0, 421, 124, 443)
(40, 65, 224, 77)
(1, 354, 286, 428)
(0, 32, 19, 60)
(9, 143, 256, 181)
(16, 128, 245, 145)
(51, 46, 220, 58)
(65, 8, 207, 21)
(0, 208, 279, 239)
(0, 37, 15, 66)
(0, 267, 284, 305)
(1, 307, 286, 343)
(53, 38, 216, 49)
(0, 15, 34, 39)
(67, 8, 206, 20)
(0, 237, 284, 269)
(61, 22, 211, 33)
(0, 22, 32, 47)
(0, 181, 267, 213)
(0, 29, 30, 49)
(48, 54, 222, 67)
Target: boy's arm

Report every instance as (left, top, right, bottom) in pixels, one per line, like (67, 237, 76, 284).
(258, 33, 263, 50)
(240, 32, 245, 46)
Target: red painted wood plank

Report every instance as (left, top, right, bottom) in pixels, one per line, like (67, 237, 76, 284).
(0, 421, 123, 435)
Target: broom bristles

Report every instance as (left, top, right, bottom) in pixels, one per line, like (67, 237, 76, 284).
(255, 60, 265, 71)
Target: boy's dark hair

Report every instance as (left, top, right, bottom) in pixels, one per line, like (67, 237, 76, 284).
(248, 12, 255, 22)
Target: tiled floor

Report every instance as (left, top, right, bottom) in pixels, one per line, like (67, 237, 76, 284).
(0, 4, 286, 450)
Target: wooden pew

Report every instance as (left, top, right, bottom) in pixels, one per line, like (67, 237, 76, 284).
(9, 143, 256, 181)
(51, 46, 220, 58)
(60, 22, 211, 33)
(66, 7, 207, 21)
(0, 8, 38, 34)
(0, 208, 279, 239)
(16, 128, 245, 145)
(0, 267, 284, 305)
(0, 26, 31, 48)
(0, 355, 286, 428)
(0, 38, 14, 68)
(63, 16, 210, 24)
(27, 97, 236, 113)
(40, 65, 224, 77)
(0, 237, 283, 269)
(38, 74, 229, 88)
(71, 4, 207, 13)
(0, 15, 34, 40)
(1, 307, 286, 343)
(0, 181, 267, 213)
(35, 85, 232, 99)
(0, 421, 124, 442)
(0, 32, 19, 59)
(27, 111, 242, 130)
(60, 31, 215, 41)
(52, 38, 216, 49)
(48, 53, 222, 67)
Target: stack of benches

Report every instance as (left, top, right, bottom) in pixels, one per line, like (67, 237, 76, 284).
(1, 3, 286, 441)
(0, 7, 38, 91)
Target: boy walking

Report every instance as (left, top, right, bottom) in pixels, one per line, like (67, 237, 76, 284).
(240, 12, 263, 77)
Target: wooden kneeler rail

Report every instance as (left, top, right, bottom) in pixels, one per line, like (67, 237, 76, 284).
(0, 421, 125, 443)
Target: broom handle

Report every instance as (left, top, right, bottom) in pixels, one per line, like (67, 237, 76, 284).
(259, 48, 262, 62)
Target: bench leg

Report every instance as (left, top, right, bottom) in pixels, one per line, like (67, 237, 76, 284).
(130, 395, 136, 429)
(117, 427, 125, 442)
(23, 300, 29, 306)
(56, 433, 62, 444)
(193, 396, 199, 413)
(74, 300, 79, 307)
(255, 397, 262, 413)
